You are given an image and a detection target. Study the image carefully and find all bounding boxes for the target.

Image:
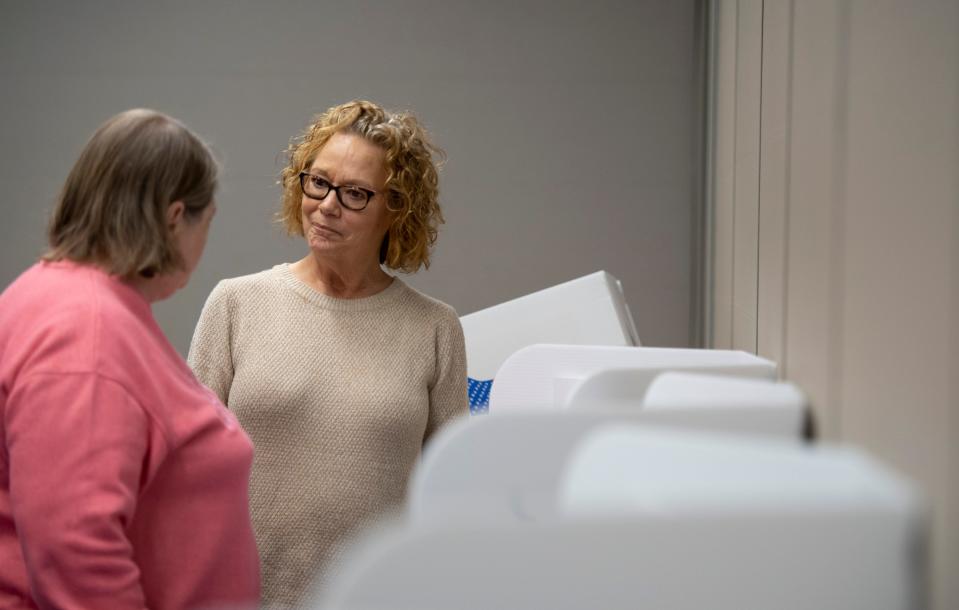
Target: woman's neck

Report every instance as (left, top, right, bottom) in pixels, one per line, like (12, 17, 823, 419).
(125, 271, 182, 303)
(291, 254, 393, 299)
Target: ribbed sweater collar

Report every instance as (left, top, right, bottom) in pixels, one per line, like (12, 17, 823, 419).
(273, 263, 407, 312)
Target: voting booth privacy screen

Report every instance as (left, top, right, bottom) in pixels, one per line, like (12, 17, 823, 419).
(460, 271, 639, 413)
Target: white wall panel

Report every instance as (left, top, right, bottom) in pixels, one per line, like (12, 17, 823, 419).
(709, 1, 959, 607)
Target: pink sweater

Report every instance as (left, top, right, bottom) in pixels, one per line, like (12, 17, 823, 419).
(0, 262, 260, 609)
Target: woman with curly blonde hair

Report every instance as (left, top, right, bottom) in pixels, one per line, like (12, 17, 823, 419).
(188, 100, 468, 607)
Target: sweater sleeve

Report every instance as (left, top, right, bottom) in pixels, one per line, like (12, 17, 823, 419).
(188, 281, 235, 405)
(424, 307, 469, 445)
(5, 372, 155, 610)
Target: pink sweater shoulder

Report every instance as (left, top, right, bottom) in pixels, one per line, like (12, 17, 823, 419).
(0, 262, 259, 610)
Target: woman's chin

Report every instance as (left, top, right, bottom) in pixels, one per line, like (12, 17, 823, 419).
(308, 236, 334, 250)
(306, 238, 349, 260)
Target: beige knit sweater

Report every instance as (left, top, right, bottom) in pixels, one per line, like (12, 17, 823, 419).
(187, 264, 468, 608)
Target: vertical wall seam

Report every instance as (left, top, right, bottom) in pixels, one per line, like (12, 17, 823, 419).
(828, 0, 852, 438)
(691, 0, 711, 349)
(703, 0, 718, 349)
(730, 0, 740, 345)
(781, 0, 795, 379)
(755, 0, 765, 356)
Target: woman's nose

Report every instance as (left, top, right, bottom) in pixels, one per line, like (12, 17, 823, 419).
(317, 190, 341, 214)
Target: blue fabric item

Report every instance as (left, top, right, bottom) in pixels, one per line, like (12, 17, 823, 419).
(467, 377, 492, 415)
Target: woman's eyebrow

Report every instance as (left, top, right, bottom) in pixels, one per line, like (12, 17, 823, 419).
(308, 167, 376, 190)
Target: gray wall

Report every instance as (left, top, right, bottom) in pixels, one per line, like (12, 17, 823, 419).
(0, 0, 702, 354)
(710, 2, 959, 607)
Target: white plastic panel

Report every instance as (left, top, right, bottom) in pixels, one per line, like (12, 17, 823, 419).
(318, 504, 922, 610)
(489, 344, 777, 413)
(409, 409, 805, 526)
(560, 425, 918, 517)
(460, 271, 639, 381)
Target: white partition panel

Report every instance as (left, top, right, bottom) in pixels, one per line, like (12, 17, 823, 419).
(568, 370, 807, 433)
(643, 371, 805, 410)
(560, 425, 917, 517)
(489, 344, 776, 413)
(460, 271, 639, 382)
(319, 501, 922, 610)
(409, 408, 804, 525)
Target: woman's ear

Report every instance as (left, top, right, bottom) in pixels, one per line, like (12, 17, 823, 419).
(166, 200, 186, 231)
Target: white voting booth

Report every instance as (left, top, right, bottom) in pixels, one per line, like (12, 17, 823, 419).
(308, 273, 925, 609)
(459, 271, 782, 417)
(460, 271, 640, 380)
(641, 371, 806, 412)
(408, 400, 808, 525)
(317, 426, 925, 610)
(489, 344, 778, 412)
(560, 426, 916, 517)
(460, 271, 639, 413)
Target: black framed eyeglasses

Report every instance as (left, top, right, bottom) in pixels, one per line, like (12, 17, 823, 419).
(298, 172, 377, 211)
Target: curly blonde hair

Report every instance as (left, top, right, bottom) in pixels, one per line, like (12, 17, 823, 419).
(279, 100, 445, 273)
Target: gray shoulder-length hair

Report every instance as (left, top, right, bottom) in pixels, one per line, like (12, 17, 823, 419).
(44, 108, 218, 277)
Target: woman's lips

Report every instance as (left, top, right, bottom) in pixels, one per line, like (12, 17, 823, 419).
(311, 223, 342, 237)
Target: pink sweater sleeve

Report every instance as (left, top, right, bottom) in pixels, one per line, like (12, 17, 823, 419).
(5, 371, 160, 610)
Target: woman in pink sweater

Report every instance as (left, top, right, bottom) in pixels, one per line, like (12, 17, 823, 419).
(0, 110, 260, 609)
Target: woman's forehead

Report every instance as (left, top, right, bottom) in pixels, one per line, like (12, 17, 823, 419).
(313, 133, 384, 167)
